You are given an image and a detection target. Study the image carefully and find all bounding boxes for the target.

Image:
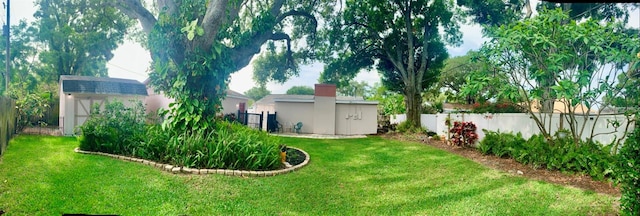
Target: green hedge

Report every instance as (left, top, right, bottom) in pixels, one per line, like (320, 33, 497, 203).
(0, 96, 17, 157)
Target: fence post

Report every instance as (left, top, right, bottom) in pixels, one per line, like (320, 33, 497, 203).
(261, 111, 265, 131)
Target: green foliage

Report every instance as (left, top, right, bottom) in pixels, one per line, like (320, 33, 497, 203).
(35, 0, 134, 78)
(466, 8, 640, 144)
(479, 130, 617, 181)
(13, 92, 50, 130)
(470, 102, 524, 114)
(396, 121, 425, 134)
(286, 86, 315, 95)
(137, 121, 281, 170)
(616, 124, 640, 215)
(244, 86, 271, 101)
(77, 100, 147, 155)
(369, 83, 406, 116)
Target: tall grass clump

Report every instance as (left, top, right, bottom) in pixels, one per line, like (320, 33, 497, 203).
(139, 121, 281, 170)
(78, 101, 281, 171)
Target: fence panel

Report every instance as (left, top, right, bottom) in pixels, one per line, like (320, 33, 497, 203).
(0, 96, 17, 157)
(391, 113, 634, 145)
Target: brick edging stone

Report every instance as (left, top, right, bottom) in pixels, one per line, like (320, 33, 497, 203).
(74, 147, 310, 177)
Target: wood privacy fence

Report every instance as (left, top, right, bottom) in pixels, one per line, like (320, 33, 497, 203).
(0, 96, 17, 157)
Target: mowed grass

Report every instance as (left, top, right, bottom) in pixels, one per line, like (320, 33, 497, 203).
(0, 135, 617, 215)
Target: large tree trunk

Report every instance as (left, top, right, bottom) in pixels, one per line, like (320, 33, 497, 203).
(404, 86, 422, 129)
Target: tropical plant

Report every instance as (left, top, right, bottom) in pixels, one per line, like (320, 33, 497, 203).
(463, 8, 640, 146)
(449, 121, 478, 147)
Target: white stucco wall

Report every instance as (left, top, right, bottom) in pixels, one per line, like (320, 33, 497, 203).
(335, 103, 378, 135)
(274, 102, 314, 133)
(222, 97, 248, 115)
(393, 113, 634, 145)
(313, 96, 336, 135)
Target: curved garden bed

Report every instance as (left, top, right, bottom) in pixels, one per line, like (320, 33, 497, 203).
(74, 146, 310, 177)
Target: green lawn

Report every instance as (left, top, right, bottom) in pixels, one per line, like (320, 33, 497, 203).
(0, 135, 617, 215)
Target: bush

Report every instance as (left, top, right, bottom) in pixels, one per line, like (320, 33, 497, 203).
(617, 125, 640, 215)
(478, 130, 616, 180)
(77, 100, 146, 155)
(396, 121, 425, 134)
(449, 121, 478, 147)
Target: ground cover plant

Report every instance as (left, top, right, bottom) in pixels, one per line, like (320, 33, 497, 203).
(478, 130, 617, 181)
(0, 135, 618, 215)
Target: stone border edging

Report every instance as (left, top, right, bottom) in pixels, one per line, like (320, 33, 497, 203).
(74, 147, 310, 177)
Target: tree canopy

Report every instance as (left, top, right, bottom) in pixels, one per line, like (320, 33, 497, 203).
(316, 0, 515, 128)
(112, 0, 335, 133)
(286, 86, 314, 95)
(35, 0, 133, 80)
(244, 86, 271, 101)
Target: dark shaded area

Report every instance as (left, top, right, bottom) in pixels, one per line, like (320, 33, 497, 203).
(286, 148, 306, 166)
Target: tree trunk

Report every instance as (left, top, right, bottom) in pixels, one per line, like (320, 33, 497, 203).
(405, 87, 422, 129)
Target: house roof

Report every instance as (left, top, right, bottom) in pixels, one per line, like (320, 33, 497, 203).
(255, 94, 378, 105)
(60, 75, 148, 96)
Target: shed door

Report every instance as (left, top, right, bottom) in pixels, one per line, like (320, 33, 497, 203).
(75, 97, 106, 127)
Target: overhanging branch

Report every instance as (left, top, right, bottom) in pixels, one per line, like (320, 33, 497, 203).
(112, 0, 157, 34)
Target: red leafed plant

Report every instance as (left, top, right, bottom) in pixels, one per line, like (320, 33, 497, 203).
(449, 121, 478, 147)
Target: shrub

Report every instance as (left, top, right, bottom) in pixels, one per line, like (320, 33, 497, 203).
(396, 121, 425, 134)
(77, 100, 146, 155)
(478, 130, 617, 180)
(449, 121, 478, 147)
(617, 125, 640, 215)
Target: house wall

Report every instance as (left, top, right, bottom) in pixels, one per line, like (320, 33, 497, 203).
(144, 87, 174, 115)
(61, 93, 144, 136)
(313, 96, 336, 135)
(335, 103, 378, 135)
(274, 102, 314, 133)
(222, 97, 248, 115)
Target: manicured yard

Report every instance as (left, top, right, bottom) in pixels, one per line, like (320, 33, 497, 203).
(0, 135, 617, 215)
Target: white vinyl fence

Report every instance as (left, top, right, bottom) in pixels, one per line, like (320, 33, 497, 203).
(391, 113, 634, 145)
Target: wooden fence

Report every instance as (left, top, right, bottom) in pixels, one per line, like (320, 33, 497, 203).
(0, 96, 17, 157)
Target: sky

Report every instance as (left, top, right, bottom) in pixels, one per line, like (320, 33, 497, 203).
(7, 1, 640, 94)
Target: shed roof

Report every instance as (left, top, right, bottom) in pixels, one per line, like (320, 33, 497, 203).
(60, 75, 148, 96)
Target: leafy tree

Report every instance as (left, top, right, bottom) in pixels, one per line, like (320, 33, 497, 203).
(463, 9, 639, 145)
(335, 80, 370, 98)
(316, 0, 520, 129)
(112, 0, 332, 133)
(369, 83, 405, 116)
(286, 86, 314, 95)
(244, 86, 271, 101)
(0, 20, 39, 95)
(35, 0, 134, 80)
(437, 50, 504, 104)
(537, 2, 634, 22)
(318, 0, 457, 129)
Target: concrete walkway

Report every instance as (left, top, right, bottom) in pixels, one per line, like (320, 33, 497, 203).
(271, 132, 367, 139)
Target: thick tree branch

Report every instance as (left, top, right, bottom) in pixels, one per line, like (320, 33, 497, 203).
(112, 0, 157, 34)
(201, 0, 241, 49)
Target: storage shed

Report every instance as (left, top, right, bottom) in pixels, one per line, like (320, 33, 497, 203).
(59, 75, 148, 136)
(254, 84, 378, 135)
